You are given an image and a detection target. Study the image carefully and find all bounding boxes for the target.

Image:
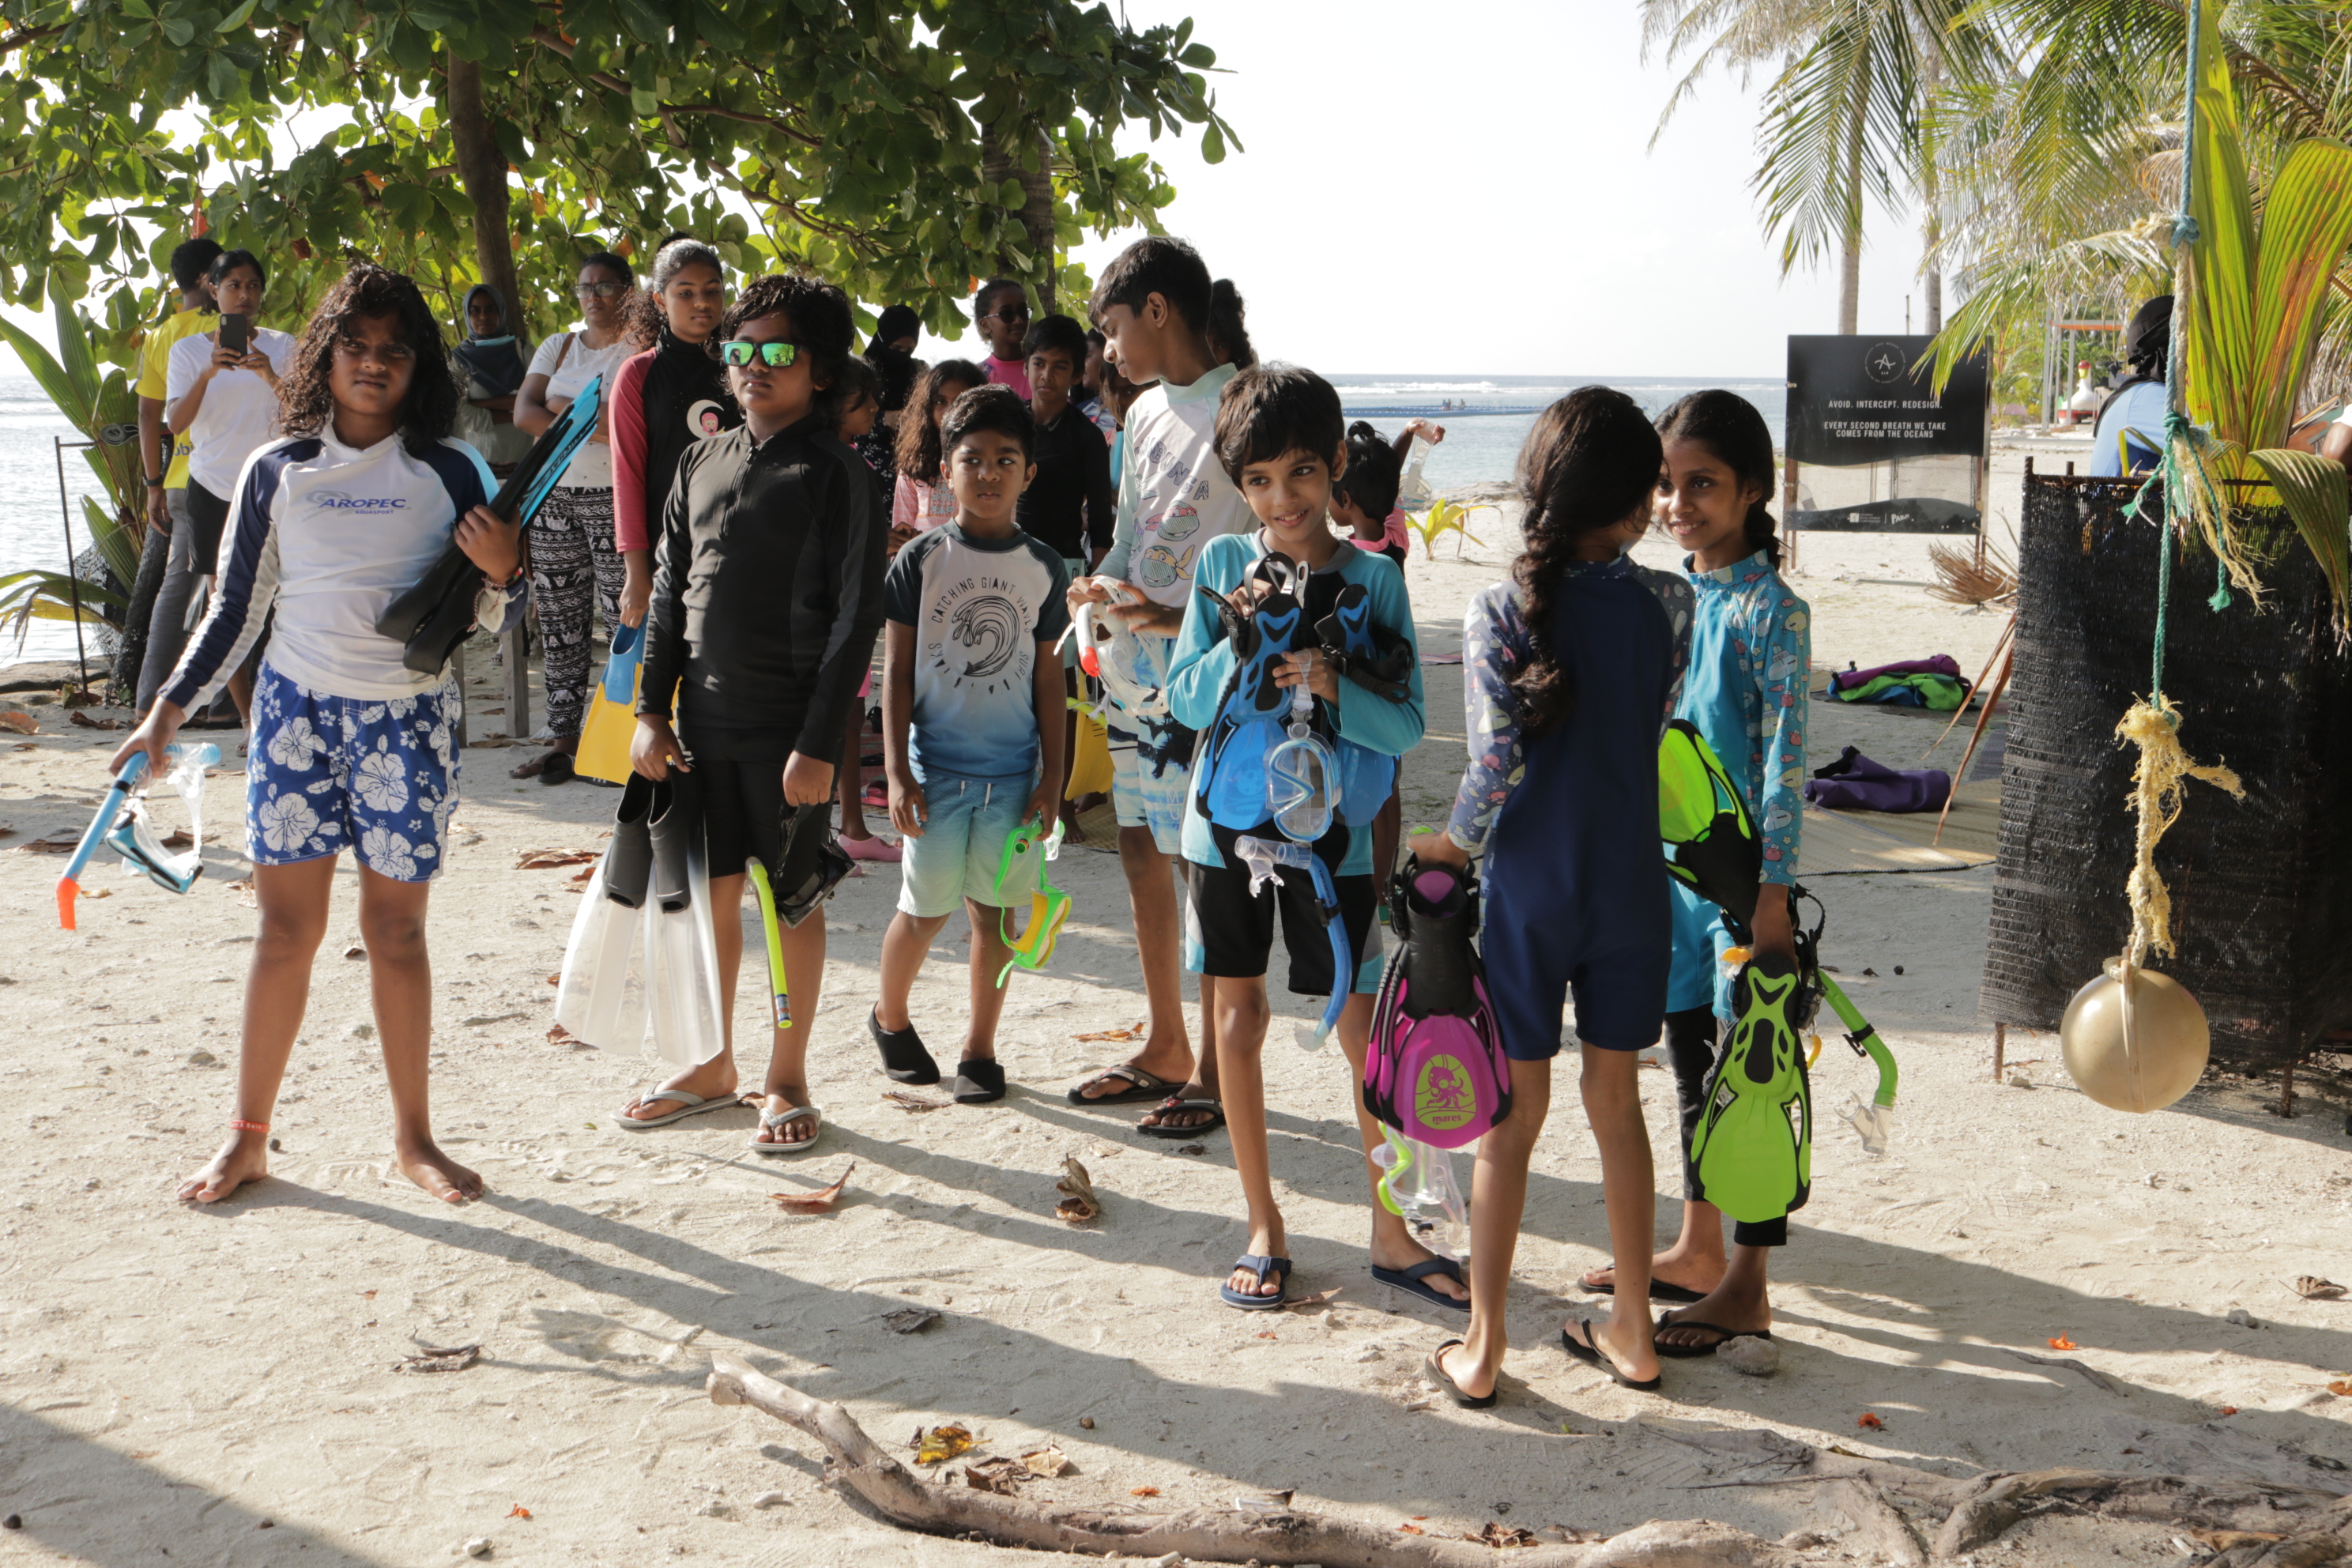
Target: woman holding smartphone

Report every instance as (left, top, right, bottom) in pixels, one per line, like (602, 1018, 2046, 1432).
(164, 247, 296, 722)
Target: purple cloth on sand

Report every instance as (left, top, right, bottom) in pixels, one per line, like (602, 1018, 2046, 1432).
(1830, 654, 1963, 693)
(1804, 746, 1951, 813)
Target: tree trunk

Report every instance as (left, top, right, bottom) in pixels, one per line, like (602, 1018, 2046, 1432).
(1920, 28, 1946, 335)
(446, 57, 521, 327)
(1838, 49, 1868, 335)
(982, 121, 1058, 314)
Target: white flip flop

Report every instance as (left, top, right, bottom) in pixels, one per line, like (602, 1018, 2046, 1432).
(750, 1103, 825, 1155)
(614, 1085, 733, 1129)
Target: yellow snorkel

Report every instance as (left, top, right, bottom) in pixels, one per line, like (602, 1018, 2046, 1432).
(993, 816, 1071, 987)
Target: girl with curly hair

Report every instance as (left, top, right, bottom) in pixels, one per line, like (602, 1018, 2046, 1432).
(115, 261, 526, 1209)
(1412, 386, 1694, 1405)
(888, 358, 984, 541)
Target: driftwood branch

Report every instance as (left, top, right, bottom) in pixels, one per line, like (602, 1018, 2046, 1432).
(1999, 1346, 2131, 1396)
(704, 1356, 1799, 1567)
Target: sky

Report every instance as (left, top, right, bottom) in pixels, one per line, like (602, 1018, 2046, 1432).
(0, 0, 1929, 381)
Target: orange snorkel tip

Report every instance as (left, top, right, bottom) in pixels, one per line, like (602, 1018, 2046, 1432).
(57, 876, 80, 932)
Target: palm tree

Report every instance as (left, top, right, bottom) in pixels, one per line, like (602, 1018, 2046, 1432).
(1644, 0, 1999, 334)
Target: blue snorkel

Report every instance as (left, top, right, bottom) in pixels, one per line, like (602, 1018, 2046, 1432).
(58, 741, 221, 928)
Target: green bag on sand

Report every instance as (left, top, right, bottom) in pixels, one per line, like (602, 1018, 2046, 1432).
(1687, 951, 1813, 1224)
(1658, 718, 1759, 925)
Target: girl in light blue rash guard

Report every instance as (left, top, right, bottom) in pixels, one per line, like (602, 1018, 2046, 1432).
(113, 262, 526, 1213)
(1583, 388, 1811, 1363)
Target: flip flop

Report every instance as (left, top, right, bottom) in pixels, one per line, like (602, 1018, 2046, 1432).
(1581, 1276, 1706, 1306)
(1066, 1063, 1178, 1106)
(749, 1103, 825, 1155)
(840, 835, 902, 862)
(1137, 1096, 1225, 1139)
(539, 751, 575, 786)
(952, 1058, 1007, 1105)
(1560, 1320, 1663, 1393)
(1653, 1321, 1773, 1359)
(1423, 1338, 1498, 1409)
(1372, 1257, 1472, 1313)
(869, 1009, 940, 1085)
(1219, 1253, 1291, 1310)
(615, 1085, 733, 1129)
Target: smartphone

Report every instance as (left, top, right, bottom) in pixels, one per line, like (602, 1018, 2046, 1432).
(218, 314, 251, 357)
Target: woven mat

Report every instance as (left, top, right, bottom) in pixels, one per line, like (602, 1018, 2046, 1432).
(1804, 776, 2000, 874)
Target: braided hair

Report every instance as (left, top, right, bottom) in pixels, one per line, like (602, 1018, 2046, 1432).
(1509, 387, 1664, 739)
(1654, 389, 1781, 567)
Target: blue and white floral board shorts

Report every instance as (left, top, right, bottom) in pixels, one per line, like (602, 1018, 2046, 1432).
(245, 662, 461, 881)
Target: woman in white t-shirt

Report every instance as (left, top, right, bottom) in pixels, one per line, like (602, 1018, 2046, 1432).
(164, 247, 296, 580)
(511, 251, 636, 783)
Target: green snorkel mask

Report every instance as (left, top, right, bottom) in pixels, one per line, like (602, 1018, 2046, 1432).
(993, 816, 1071, 988)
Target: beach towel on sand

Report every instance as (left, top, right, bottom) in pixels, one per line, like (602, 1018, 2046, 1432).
(1828, 655, 1969, 711)
(1804, 747, 1951, 813)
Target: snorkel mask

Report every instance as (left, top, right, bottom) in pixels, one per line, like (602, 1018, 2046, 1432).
(994, 816, 1072, 987)
(1370, 1127, 1469, 1261)
(1234, 834, 1351, 1050)
(1266, 661, 1336, 844)
(57, 743, 221, 929)
(1072, 583, 1168, 722)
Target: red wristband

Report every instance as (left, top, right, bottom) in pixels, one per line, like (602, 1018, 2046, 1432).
(228, 1119, 270, 1133)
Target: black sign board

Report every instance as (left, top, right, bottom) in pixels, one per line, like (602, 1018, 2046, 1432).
(1785, 335, 1988, 466)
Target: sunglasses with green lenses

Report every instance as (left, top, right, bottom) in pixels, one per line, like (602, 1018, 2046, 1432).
(718, 339, 801, 368)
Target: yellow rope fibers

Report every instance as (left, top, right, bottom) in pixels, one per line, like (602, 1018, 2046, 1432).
(2116, 697, 2244, 965)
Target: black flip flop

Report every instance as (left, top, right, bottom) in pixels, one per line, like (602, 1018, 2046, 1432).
(1136, 1095, 1224, 1139)
(1653, 1321, 1773, 1359)
(1560, 1320, 1663, 1393)
(952, 1057, 1007, 1104)
(1423, 1338, 1498, 1409)
(869, 1009, 940, 1085)
(1066, 1063, 1178, 1106)
(539, 750, 575, 786)
(1372, 1257, 1472, 1313)
(1581, 1276, 1706, 1306)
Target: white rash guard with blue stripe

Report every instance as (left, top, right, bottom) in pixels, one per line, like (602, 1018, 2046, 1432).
(163, 428, 520, 711)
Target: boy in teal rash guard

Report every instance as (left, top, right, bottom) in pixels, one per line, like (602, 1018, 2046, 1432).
(1163, 364, 1443, 1311)
(1581, 389, 1811, 1359)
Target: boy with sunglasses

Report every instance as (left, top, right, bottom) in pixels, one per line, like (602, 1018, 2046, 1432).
(973, 277, 1033, 401)
(624, 275, 886, 1154)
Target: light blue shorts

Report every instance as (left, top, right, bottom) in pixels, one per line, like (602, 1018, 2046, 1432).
(246, 661, 460, 881)
(899, 769, 1039, 918)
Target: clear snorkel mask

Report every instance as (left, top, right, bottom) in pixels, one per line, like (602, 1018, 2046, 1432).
(994, 816, 1072, 987)
(58, 742, 221, 929)
(1234, 834, 1350, 1052)
(1265, 658, 1336, 844)
(1371, 1126, 1469, 1262)
(1072, 583, 1167, 723)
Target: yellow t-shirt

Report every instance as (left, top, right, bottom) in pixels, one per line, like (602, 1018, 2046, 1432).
(137, 307, 215, 490)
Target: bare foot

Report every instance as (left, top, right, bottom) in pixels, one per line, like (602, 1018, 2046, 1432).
(1070, 1056, 1192, 1104)
(1581, 1256, 1723, 1299)
(395, 1141, 484, 1204)
(178, 1132, 270, 1204)
(1437, 1338, 1496, 1400)
(1137, 1092, 1221, 1132)
(751, 1087, 820, 1149)
(1370, 1233, 1469, 1302)
(1227, 1222, 1287, 1300)
(1656, 1287, 1771, 1351)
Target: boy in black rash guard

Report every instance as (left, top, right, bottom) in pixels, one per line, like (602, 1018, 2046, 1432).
(625, 275, 886, 1154)
(1015, 312, 1114, 572)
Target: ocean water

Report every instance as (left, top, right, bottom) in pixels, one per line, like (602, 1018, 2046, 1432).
(0, 369, 1787, 669)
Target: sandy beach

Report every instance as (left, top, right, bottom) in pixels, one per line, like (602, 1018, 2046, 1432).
(6, 442, 2350, 1567)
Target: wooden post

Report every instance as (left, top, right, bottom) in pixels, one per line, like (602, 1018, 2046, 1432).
(2280, 1061, 2297, 1119)
(1783, 454, 1800, 573)
(1993, 1022, 2006, 1081)
(502, 622, 530, 742)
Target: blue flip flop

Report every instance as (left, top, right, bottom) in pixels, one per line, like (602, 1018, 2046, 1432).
(1372, 1257, 1471, 1312)
(1219, 1254, 1292, 1310)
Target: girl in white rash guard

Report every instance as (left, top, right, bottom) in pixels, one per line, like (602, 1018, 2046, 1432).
(115, 262, 526, 1212)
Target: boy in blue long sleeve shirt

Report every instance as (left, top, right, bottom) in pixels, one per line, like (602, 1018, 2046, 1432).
(1163, 366, 1453, 1312)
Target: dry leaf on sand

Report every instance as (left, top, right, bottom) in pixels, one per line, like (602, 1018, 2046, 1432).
(1282, 1287, 1344, 1313)
(2297, 1276, 2347, 1300)
(546, 1023, 577, 1046)
(2328, 1379, 2352, 1396)
(2047, 1333, 2078, 1351)
(771, 1163, 854, 1215)
(1021, 1447, 1074, 1478)
(15, 835, 77, 854)
(0, 710, 36, 734)
(913, 1425, 974, 1465)
(1471, 1522, 1540, 1547)
(882, 1307, 940, 1335)
(160, 828, 194, 850)
(963, 1457, 1027, 1494)
(1054, 1156, 1100, 1223)
(1071, 1021, 1146, 1042)
(67, 710, 122, 730)
(398, 1344, 481, 1373)
(882, 1090, 952, 1113)
(229, 877, 257, 907)
(1129, 1486, 1160, 1498)
(515, 848, 598, 869)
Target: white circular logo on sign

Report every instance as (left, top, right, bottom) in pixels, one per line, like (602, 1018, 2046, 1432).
(1864, 342, 1905, 384)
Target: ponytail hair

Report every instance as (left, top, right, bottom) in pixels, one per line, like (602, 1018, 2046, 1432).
(1654, 388, 1780, 567)
(1509, 387, 1664, 739)
(1207, 277, 1254, 369)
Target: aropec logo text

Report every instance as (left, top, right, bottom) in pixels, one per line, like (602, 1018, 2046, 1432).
(311, 491, 407, 511)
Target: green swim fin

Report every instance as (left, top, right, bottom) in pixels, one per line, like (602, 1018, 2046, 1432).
(1687, 952, 1811, 1224)
(1658, 718, 1760, 927)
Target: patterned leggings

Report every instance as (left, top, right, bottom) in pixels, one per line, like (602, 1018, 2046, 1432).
(528, 484, 625, 738)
